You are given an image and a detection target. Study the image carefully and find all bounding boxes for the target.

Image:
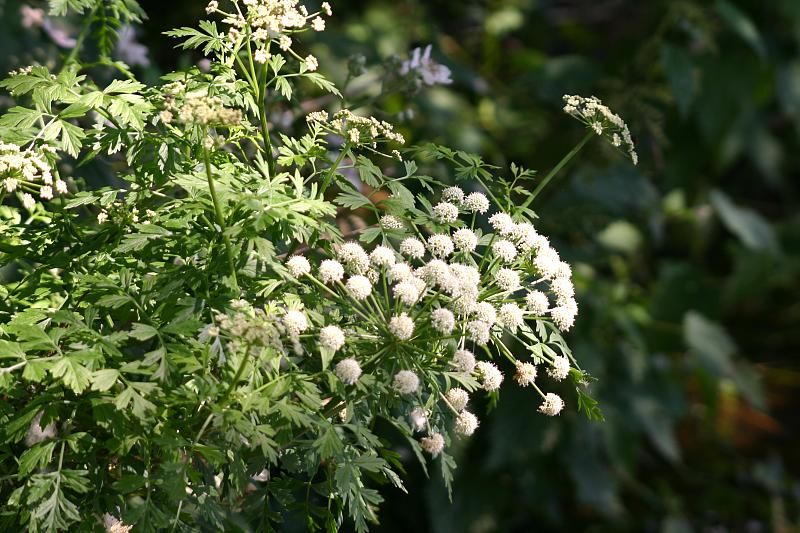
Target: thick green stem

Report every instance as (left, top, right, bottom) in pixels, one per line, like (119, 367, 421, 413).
(320, 147, 349, 195)
(518, 131, 593, 211)
(203, 145, 240, 293)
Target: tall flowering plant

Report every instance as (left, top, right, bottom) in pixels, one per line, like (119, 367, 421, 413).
(0, 1, 634, 531)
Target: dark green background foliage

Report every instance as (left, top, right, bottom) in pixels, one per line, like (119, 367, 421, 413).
(2, 0, 799, 530)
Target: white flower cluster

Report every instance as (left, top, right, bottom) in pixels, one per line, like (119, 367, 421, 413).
(307, 109, 405, 147)
(562, 94, 638, 165)
(275, 185, 581, 454)
(0, 142, 64, 209)
(207, 0, 332, 66)
(165, 91, 243, 127)
(334, 358, 362, 385)
(213, 300, 287, 354)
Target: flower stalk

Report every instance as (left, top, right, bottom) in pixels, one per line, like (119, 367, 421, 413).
(202, 143, 240, 293)
(518, 130, 593, 211)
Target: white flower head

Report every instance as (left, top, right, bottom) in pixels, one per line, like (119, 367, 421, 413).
(433, 201, 460, 224)
(538, 392, 565, 416)
(370, 245, 396, 268)
(419, 259, 452, 288)
(555, 261, 572, 279)
(551, 298, 578, 331)
(497, 303, 524, 332)
(431, 308, 456, 334)
(525, 290, 549, 315)
(513, 223, 539, 251)
(452, 228, 478, 252)
(492, 240, 518, 263)
(393, 370, 420, 394)
(475, 361, 504, 391)
(452, 349, 476, 373)
(450, 289, 478, 316)
(551, 277, 575, 301)
(254, 48, 269, 63)
(495, 268, 521, 292)
(409, 407, 428, 431)
(444, 388, 469, 412)
(365, 268, 378, 285)
(514, 361, 537, 387)
(380, 214, 405, 230)
(22, 193, 36, 210)
(348, 128, 360, 144)
(466, 320, 491, 345)
(548, 355, 571, 381)
(420, 432, 445, 456)
(337, 242, 370, 274)
(449, 263, 481, 287)
(427, 234, 454, 258)
(489, 213, 515, 235)
(320, 326, 346, 352)
(335, 358, 362, 385)
(389, 262, 413, 282)
(464, 192, 489, 214)
(305, 55, 319, 71)
(454, 411, 479, 437)
(442, 186, 465, 204)
(346, 275, 372, 301)
(393, 280, 421, 306)
(389, 313, 415, 340)
(283, 310, 308, 337)
(400, 237, 426, 260)
(534, 247, 562, 279)
(319, 259, 345, 284)
(286, 255, 311, 277)
(473, 302, 497, 326)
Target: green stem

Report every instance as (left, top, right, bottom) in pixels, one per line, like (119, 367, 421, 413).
(258, 59, 276, 178)
(62, 2, 100, 67)
(202, 144, 240, 294)
(320, 146, 349, 195)
(220, 351, 251, 404)
(518, 131, 593, 212)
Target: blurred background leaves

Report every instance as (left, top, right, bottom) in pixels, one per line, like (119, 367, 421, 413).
(2, 0, 799, 530)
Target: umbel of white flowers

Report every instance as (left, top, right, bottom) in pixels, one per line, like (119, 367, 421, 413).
(249, 185, 581, 457)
